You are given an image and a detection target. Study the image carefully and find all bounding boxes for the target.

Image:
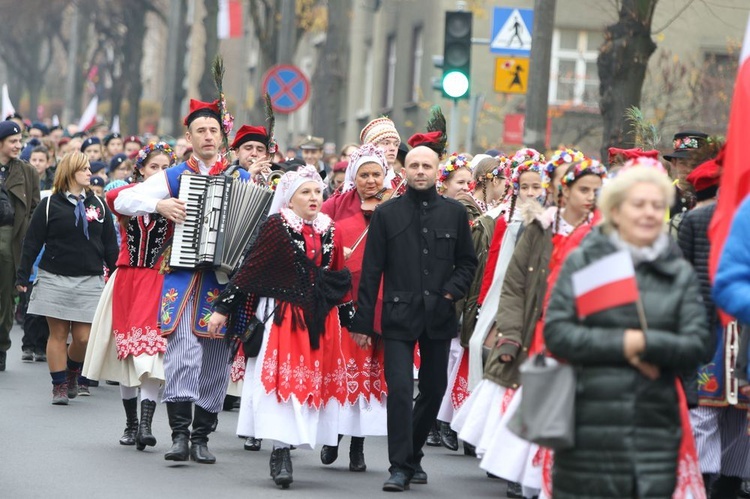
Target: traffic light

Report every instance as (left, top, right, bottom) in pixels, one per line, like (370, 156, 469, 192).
(442, 11, 472, 100)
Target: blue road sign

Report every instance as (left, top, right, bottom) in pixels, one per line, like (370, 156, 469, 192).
(491, 7, 534, 56)
(262, 64, 310, 114)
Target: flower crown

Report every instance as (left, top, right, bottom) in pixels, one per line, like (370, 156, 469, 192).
(135, 141, 178, 169)
(560, 158, 608, 186)
(510, 147, 545, 168)
(483, 156, 512, 181)
(510, 159, 545, 195)
(438, 153, 471, 186)
(544, 148, 585, 187)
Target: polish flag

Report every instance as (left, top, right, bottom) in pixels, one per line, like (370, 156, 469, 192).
(1, 84, 15, 119)
(111, 115, 120, 134)
(572, 250, 639, 318)
(78, 95, 99, 131)
(709, 15, 750, 293)
(218, 0, 243, 39)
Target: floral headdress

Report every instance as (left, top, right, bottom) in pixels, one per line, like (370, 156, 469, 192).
(343, 143, 389, 193)
(268, 165, 325, 216)
(483, 155, 512, 182)
(511, 147, 545, 167)
(560, 158, 608, 186)
(620, 156, 668, 174)
(135, 141, 178, 169)
(438, 153, 471, 189)
(510, 159, 544, 196)
(544, 148, 585, 188)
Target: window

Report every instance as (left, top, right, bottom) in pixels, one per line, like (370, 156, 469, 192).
(381, 34, 397, 110)
(360, 41, 374, 116)
(549, 29, 602, 107)
(408, 25, 424, 103)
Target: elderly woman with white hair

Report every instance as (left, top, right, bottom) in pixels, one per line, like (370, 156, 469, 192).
(207, 165, 352, 489)
(318, 143, 390, 472)
(542, 158, 711, 498)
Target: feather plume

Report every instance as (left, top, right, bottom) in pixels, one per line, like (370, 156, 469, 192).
(426, 106, 448, 157)
(211, 54, 233, 153)
(264, 92, 277, 154)
(625, 106, 659, 151)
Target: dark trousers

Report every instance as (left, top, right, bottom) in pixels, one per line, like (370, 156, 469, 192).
(384, 333, 451, 475)
(21, 283, 48, 354)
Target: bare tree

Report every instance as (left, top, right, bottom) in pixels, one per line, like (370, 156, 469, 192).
(199, 0, 221, 101)
(597, 0, 658, 159)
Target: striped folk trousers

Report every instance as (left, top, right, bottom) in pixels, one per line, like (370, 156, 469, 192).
(162, 298, 233, 414)
(690, 405, 750, 478)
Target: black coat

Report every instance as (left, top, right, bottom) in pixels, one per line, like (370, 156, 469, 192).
(350, 187, 477, 341)
(544, 227, 710, 499)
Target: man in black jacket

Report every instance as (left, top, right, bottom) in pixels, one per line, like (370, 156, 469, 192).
(350, 145, 477, 492)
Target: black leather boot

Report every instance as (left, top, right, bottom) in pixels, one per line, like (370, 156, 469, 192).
(320, 434, 343, 465)
(136, 399, 157, 451)
(164, 401, 192, 461)
(439, 421, 459, 451)
(272, 447, 293, 489)
(119, 397, 138, 446)
(426, 421, 441, 446)
(349, 436, 366, 472)
(711, 475, 742, 499)
(190, 405, 217, 464)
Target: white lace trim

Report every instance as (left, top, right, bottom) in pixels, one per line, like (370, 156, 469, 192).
(280, 207, 332, 235)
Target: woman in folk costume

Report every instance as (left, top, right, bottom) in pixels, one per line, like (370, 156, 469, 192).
(544, 158, 710, 499)
(317, 143, 389, 472)
(83, 142, 176, 449)
(455, 155, 605, 499)
(436, 153, 511, 453)
(207, 165, 353, 489)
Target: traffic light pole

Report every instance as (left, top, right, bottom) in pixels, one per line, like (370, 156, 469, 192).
(449, 98, 459, 152)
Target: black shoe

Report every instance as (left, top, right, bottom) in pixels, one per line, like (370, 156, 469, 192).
(244, 437, 262, 451)
(507, 481, 523, 499)
(321, 434, 343, 465)
(426, 422, 441, 446)
(119, 397, 139, 445)
(136, 399, 157, 451)
(21, 349, 34, 362)
(383, 471, 411, 492)
(34, 352, 46, 362)
(164, 401, 192, 461)
(349, 437, 366, 472)
(271, 448, 293, 489)
(739, 480, 750, 499)
(0, 351, 5, 371)
(223, 395, 238, 411)
(463, 441, 476, 457)
(412, 464, 427, 484)
(190, 405, 217, 464)
(711, 475, 742, 499)
(105, 380, 120, 385)
(439, 421, 459, 451)
(87, 378, 99, 387)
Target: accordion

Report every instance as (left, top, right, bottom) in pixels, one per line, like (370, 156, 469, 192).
(169, 174, 273, 276)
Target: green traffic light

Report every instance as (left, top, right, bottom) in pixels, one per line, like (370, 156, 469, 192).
(442, 70, 469, 99)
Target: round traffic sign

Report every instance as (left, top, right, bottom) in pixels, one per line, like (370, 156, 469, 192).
(262, 64, 310, 114)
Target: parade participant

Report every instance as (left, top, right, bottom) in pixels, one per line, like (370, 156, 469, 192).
(83, 142, 176, 450)
(339, 142, 358, 161)
(231, 125, 273, 179)
(207, 165, 352, 489)
(679, 151, 750, 498)
(108, 153, 130, 181)
(323, 160, 347, 199)
(114, 96, 251, 464)
(81, 137, 104, 162)
(318, 143, 390, 472)
(0, 120, 39, 371)
(123, 135, 142, 158)
(89, 176, 105, 197)
(28, 122, 49, 139)
(89, 161, 108, 182)
(16, 152, 118, 403)
(350, 142, 477, 492)
(545, 160, 710, 499)
(359, 116, 401, 182)
(298, 135, 328, 179)
(29, 145, 54, 191)
(104, 132, 123, 161)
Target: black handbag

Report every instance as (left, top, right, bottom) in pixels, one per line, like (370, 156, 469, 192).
(241, 302, 277, 358)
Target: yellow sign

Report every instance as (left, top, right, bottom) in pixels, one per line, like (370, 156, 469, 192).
(494, 57, 529, 94)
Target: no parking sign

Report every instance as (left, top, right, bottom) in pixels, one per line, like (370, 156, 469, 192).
(262, 64, 310, 114)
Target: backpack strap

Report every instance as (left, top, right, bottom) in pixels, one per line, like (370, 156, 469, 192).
(45, 195, 51, 225)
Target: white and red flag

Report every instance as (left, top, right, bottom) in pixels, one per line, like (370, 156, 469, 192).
(218, 0, 243, 39)
(78, 95, 99, 131)
(709, 14, 750, 315)
(2, 84, 15, 119)
(572, 250, 639, 318)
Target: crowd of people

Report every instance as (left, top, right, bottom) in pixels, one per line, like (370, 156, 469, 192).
(2, 85, 750, 499)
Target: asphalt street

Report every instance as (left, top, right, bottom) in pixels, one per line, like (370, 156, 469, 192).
(0, 324, 512, 498)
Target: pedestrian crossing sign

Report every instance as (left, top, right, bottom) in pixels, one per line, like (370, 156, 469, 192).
(494, 57, 529, 94)
(491, 7, 534, 56)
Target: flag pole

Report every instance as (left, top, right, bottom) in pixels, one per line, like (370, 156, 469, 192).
(635, 298, 648, 332)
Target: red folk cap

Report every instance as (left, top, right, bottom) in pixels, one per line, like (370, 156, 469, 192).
(333, 160, 348, 173)
(607, 147, 659, 165)
(407, 131, 443, 149)
(230, 125, 269, 150)
(687, 150, 722, 193)
(183, 99, 221, 127)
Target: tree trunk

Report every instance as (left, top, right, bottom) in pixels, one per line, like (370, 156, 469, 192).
(598, 0, 657, 161)
(124, 4, 147, 134)
(310, 0, 348, 145)
(199, 0, 220, 101)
